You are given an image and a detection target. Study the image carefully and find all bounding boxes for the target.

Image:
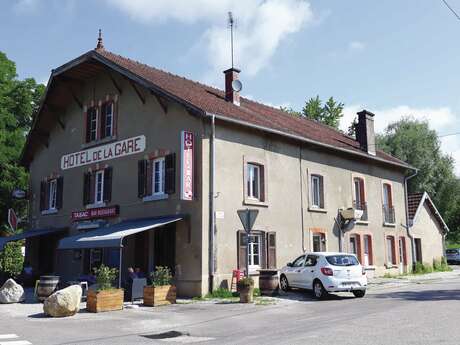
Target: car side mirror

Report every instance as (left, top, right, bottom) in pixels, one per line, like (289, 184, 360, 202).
(287, 262, 293, 267)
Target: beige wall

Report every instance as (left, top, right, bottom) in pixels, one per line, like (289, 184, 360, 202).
(411, 203, 445, 265)
(212, 121, 411, 287)
(27, 72, 206, 296)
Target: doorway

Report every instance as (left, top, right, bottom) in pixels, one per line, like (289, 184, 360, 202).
(154, 224, 176, 273)
(414, 238, 422, 263)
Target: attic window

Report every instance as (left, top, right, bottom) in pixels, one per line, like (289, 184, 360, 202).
(86, 106, 98, 143)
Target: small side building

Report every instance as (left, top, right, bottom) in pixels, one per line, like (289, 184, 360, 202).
(407, 192, 448, 265)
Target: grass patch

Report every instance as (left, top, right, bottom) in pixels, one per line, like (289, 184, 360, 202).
(204, 288, 238, 299)
(255, 298, 276, 306)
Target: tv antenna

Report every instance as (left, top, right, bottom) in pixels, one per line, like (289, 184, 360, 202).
(228, 11, 235, 68)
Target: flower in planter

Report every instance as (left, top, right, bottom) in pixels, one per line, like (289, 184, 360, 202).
(237, 277, 254, 290)
(93, 264, 118, 291)
(149, 266, 173, 287)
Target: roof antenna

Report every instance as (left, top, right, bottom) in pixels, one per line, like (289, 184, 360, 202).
(96, 29, 104, 50)
(228, 12, 235, 69)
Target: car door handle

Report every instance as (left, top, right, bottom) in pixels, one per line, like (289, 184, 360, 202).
(296, 270, 301, 272)
(310, 270, 314, 272)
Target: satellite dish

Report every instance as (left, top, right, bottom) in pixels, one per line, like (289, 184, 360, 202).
(232, 79, 242, 92)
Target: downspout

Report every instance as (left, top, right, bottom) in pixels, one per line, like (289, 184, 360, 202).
(404, 169, 418, 267)
(208, 114, 216, 293)
(299, 145, 306, 253)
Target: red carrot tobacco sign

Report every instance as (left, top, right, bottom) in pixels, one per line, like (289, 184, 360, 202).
(181, 131, 194, 201)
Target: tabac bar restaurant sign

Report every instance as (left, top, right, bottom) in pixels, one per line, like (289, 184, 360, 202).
(71, 205, 119, 221)
(181, 131, 194, 201)
(61, 135, 146, 170)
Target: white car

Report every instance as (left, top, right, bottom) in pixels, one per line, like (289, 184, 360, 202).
(279, 252, 367, 299)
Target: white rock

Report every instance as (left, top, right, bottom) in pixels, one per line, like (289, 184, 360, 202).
(43, 285, 82, 317)
(0, 279, 25, 303)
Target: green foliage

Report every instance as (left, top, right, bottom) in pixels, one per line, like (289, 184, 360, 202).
(0, 51, 45, 229)
(280, 96, 345, 129)
(93, 264, 118, 291)
(433, 257, 451, 272)
(204, 288, 237, 299)
(413, 262, 433, 274)
(253, 288, 261, 297)
(150, 266, 173, 287)
(377, 117, 460, 241)
(0, 240, 23, 278)
(237, 277, 254, 289)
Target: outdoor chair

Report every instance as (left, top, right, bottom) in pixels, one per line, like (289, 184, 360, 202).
(130, 278, 147, 303)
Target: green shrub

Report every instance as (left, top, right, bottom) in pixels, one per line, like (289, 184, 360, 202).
(253, 288, 261, 297)
(205, 288, 236, 299)
(433, 258, 442, 271)
(413, 262, 432, 274)
(0, 241, 24, 279)
(237, 277, 254, 290)
(93, 264, 118, 291)
(432, 257, 451, 272)
(150, 266, 173, 286)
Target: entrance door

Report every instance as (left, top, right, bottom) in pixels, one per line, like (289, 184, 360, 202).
(414, 238, 422, 263)
(135, 231, 149, 274)
(363, 236, 370, 267)
(154, 224, 176, 273)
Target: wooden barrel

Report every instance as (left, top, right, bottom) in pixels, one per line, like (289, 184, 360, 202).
(258, 269, 279, 296)
(37, 276, 60, 301)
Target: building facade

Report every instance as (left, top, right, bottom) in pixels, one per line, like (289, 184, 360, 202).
(14, 39, 444, 297)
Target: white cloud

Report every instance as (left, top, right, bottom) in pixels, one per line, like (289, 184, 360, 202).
(13, 0, 38, 13)
(107, 0, 313, 79)
(341, 105, 460, 175)
(348, 41, 365, 52)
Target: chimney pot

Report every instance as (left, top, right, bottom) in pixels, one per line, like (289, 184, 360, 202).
(356, 109, 376, 156)
(223, 67, 241, 106)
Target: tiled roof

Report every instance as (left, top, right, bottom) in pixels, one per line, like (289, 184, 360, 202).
(94, 49, 409, 168)
(408, 192, 424, 220)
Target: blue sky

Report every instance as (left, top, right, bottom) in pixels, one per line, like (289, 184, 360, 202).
(2, 0, 460, 173)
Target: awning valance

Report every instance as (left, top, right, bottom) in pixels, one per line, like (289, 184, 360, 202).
(0, 228, 68, 251)
(57, 215, 183, 250)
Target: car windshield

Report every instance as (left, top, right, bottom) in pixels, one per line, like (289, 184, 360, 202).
(326, 255, 359, 266)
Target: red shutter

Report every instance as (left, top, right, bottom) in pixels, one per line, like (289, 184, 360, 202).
(359, 178, 365, 203)
(165, 153, 176, 195)
(237, 231, 247, 272)
(319, 176, 324, 208)
(401, 237, 407, 265)
(367, 235, 373, 266)
(259, 165, 265, 202)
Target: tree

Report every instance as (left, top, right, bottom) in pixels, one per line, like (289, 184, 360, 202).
(0, 52, 44, 232)
(377, 117, 460, 241)
(281, 96, 345, 130)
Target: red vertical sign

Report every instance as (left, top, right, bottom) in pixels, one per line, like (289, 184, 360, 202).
(181, 131, 194, 201)
(8, 209, 17, 231)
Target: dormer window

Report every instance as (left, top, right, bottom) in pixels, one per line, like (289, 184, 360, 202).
(86, 106, 98, 143)
(84, 97, 117, 144)
(100, 102, 114, 139)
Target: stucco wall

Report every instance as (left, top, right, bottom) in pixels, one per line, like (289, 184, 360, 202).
(27, 72, 205, 296)
(212, 121, 411, 286)
(411, 203, 445, 265)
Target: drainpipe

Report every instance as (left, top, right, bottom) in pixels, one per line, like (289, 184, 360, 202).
(299, 145, 306, 253)
(208, 114, 216, 293)
(404, 169, 418, 267)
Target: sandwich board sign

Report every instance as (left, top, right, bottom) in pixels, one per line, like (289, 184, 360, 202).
(8, 208, 18, 231)
(237, 209, 259, 277)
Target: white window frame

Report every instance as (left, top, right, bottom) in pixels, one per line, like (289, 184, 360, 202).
(349, 235, 358, 255)
(248, 234, 262, 271)
(364, 235, 371, 266)
(152, 157, 166, 196)
(247, 163, 260, 200)
(88, 107, 98, 142)
(354, 177, 365, 206)
(312, 233, 326, 252)
(104, 102, 113, 138)
(311, 175, 322, 208)
(95, 170, 104, 204)
(48, 179, 57, 210)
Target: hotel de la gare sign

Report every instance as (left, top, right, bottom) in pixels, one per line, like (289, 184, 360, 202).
(62, 131, 194, 221)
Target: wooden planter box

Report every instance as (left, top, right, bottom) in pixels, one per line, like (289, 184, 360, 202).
(86, 289, 124, 313)
(143, 285, 176, 306)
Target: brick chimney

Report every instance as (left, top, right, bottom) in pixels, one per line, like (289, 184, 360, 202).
(223, 67, 241, 106)
(356, 110, 376, 156)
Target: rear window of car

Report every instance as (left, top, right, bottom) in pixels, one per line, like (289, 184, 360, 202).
(326, 255, 359, 266)
(446, 249, 459, 254)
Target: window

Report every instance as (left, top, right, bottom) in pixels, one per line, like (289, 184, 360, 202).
(247, 163, 261, 200)
(304, 255, 318, 267)
(101, 102, 114, 139)
(48, 179, 57, 210)
(40, 177, 63, 212)
(311, 175, 324, 208)
(312, 233, 326, 252)
(248, 234, 261, 270)
(363, 235, 373, 266)
(386, 236, 396, 265)
(86, 106, 98, 142)
(95, 170, 104, 204)
(382, 183, 395, 224)
(291, 255, 305, 267)
(83, 168, 112, 206)
(349, 234, 362, 263)
(153, 157, 165, 195)
(326, 255, 359, 266)
(353, 177, 367, 220)
(399, 237, 407, 265)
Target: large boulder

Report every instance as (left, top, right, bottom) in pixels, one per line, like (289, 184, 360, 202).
(0, 279, 25, 303)
(43, 285, 82, 317)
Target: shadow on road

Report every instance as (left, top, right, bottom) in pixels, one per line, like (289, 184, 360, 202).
(276, 289, 356, 302)
(371, 289, 460, 301)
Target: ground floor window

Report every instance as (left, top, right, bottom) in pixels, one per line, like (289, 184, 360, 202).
(349, 234, 362, 263)
(414, 238, 422, 263)
(363, 235, 373, 266)
(312, 233, 326, 252)
(386, 236, 396, 265)
(248, 234, 261, 271)
(399, 237, 407, 265)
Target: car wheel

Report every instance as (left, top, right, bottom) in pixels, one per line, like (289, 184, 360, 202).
(313, 280, 327, 300)
(280, 275, 290, 292)
(352, 290, 366, 298)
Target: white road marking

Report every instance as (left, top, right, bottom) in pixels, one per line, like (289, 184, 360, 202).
(0, 341, 32, 345)
(0, 336, 18, 340)
(160, 335, 214, 343)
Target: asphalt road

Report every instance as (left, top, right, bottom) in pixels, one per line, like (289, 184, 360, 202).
(1, 275, 460, 345)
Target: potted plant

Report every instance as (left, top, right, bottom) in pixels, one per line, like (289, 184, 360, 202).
(86, 265, 123, 313)
(237, 277, 254, 303)
(143, 266, 176, 306)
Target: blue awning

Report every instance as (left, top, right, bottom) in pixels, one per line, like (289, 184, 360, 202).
(0, 228, 68, 251)
(57, 215, 183, 250)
